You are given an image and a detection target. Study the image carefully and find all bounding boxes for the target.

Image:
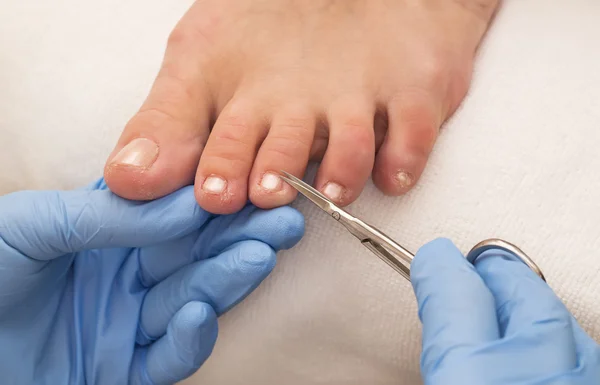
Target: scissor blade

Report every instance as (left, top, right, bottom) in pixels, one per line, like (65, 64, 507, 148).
(280, 170, 415, 278)
(279, 171, 334, 213)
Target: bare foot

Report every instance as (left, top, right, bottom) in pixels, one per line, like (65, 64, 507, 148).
(104, 0, 499, 214)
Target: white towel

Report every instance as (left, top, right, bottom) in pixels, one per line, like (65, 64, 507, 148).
(1, 1, 598, 384)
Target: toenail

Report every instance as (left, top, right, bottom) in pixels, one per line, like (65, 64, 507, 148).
(395, 171, 414, 189)
(202, 175, 227, 194)
(260, 172, 282, 192)
(110, 138, 159, 169)
(323, 182, 344, 201)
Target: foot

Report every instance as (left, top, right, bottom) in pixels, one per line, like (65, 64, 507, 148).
(104, 0, 499, 214)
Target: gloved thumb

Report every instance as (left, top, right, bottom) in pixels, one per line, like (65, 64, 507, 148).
(0, 186, 210, 260)
(129, 301, 218, 385)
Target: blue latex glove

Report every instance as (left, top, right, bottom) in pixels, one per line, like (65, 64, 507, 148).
(0, 178, 304, 385)
(411, 238, 600, 385)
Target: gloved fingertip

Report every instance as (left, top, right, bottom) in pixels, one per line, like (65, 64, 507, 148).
(570, 316, 600, 361)
(135, 321, 155, 346)
(269, 205, 305, 250)
(143, 302, 218, 385)
(474, 248, 537, 278)
(473, 248, 573, 348)
(473, 248, 549, 299)
(171, 302, 217, 345)
(415, 237, 457, 256)
(411, 237, 473, 282)
(81, 176, 109, 191)
(210, 240, 278, 315)
(237, 241, 277, 272)
(410, 237, 500, 351)
(169, 302, 218, 372)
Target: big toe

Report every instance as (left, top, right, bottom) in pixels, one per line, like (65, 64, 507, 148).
(104, 27, 213, 201)
(105, 109, 210, 200)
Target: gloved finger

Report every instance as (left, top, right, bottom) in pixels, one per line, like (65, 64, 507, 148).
(569, 319, 600, 379)
(0, 186, 210, 261)
(571, 318, 600, 360)
(129, 301, 218, 385)
(474, 249, 577, 372)
(410, 238, 500, 374)
(540, 318, 600, 383)
(137, 204, 304, 287)
(137, 240, 275, 344)
(81, 177, 110, 191)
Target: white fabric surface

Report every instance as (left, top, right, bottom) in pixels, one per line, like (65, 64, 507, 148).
(1, 1, 599, 384)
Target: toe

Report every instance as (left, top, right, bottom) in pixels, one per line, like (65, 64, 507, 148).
(372, 91, 442, 195)
(195, 99, 267, 214)
(104, 24, 213, 201)
(249, 103, 316, 208)
(314, 97, 376, 206)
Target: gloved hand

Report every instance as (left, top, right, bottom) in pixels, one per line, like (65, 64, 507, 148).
(0, 178, 304, 385)
(411, 238, 600, 385)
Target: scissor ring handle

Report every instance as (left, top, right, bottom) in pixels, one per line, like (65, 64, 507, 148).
(466, 238, 546, 282)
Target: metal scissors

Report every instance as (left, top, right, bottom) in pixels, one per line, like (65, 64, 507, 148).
(279, 171, 546, 282)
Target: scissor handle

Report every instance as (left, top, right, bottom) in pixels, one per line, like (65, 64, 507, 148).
(465, 238, 546, 282)
(360, 228, 546, 284)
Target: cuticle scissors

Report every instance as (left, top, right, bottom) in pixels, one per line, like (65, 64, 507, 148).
(278, 170, 546, 282)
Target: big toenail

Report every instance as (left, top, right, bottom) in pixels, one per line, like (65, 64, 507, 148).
(323, 182, 344, 201)
(110, 138, 159, 168)
(395, 171, 414, 189)
(260, 172, 282, 192)
(202, 175, 227, 194)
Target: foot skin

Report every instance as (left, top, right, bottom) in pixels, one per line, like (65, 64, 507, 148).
(104, 0, 499, 214)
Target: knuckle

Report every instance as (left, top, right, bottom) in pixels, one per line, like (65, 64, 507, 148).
(238, 243, 273, 268)
(142, 74, 197, 122)
(128, 108, 181, 133)
(407, 111, 438, 145)
(350, 126, 375, 147)
(167, 14, 219, 53)
(270, 116, 314, 150)
(210, 131, 253, 160)
(422, 344, 473, 375)
(453, 0, 499, 20)
(337, 115, 375, 152)
(348, 130, 375, 162)
(206, 116, 258, 166)
(390, 92, 438, 127)
(167, 26, 194, 49)
(338, 113, 373, 133)
(214, 114, 255, 144)
(276, 115, 313, 134)
(204, 154, 248, 174)
(448, 67, 472, 112)
(407, 125, 438, 159)
(389, 96, 440, 157)
(265, 133, 311, 160)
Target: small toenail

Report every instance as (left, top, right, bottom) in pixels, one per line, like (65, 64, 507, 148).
(202, 175, 227, 194)
(323, 182, 344, 201)
(110, 138, 159, 169)
(395, 171, 414, 189)
(260, 172, 282, 192)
